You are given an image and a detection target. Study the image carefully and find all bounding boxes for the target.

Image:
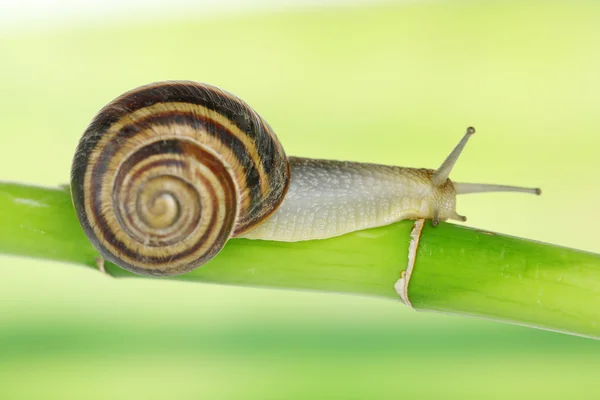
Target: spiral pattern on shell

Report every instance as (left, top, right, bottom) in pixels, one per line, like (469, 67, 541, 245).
(71, 81, 290, 276)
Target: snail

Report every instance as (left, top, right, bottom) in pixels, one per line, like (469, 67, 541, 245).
(71, 81, 540, 276)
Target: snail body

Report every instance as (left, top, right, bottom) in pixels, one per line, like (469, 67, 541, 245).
(241, 158, 457, 241)
(71, 81, 539, 276)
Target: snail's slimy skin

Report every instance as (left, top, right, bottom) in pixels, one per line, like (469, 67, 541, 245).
(242, 157, 456, 241)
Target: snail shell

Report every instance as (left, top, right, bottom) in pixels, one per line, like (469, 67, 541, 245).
(71, 81, 290, 276)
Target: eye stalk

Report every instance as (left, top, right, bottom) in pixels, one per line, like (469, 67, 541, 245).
(431, 126, 541, 227)
(432, 126, 476, 187)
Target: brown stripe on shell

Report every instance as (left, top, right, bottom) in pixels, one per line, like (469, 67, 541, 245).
(103, 109, 264, 224)
(86, 101, 284, 234)
(117, 159, 200, 245)
(112, 170, 224, 271)
(87, 140, 238, 275)
(83, 81, 283, 202)
(93, 121, 252, 218)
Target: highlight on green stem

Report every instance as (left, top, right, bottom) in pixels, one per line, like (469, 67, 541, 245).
(0, 181, 599, 340)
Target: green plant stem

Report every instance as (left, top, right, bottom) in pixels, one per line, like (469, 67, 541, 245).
(1, 182, 599, 339)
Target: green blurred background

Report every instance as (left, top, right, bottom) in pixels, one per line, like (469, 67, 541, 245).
(1, 0, 599, 398)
